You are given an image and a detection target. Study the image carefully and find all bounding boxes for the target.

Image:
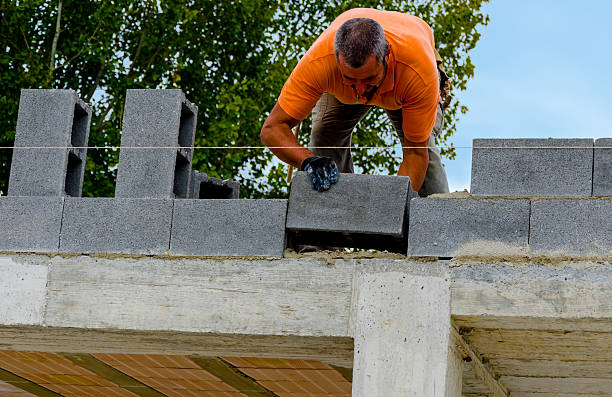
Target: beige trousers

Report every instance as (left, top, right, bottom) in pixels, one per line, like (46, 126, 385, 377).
(309, 92, 450, 196)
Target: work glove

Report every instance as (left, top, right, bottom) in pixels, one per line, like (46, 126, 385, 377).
(300, 156, 339, 192)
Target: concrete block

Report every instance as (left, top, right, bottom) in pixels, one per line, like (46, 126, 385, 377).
(189, 171, 240, 199)
(530, 199, 612, 257)
(8, 89, 91, 197)
(170, 199, 287, 257)
(471, 138, 593, 197)
(352, 272, 457, 396)
(286, 172, 416, 250)
(60, 198, 173, 255)
(0, 197, 64, 252)
(594, 138, 612, 196)
(115, 89, 198, 198)
(407, 197, 530, 257)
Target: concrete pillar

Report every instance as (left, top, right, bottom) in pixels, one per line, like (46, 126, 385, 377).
(352, 272, 461, 397)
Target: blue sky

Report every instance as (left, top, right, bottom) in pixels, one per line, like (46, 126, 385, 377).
(446, 0, 612, 191)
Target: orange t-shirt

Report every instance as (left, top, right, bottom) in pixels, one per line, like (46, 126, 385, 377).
(278, 8, 439, 142)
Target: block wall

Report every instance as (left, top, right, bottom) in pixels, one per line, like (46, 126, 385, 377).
(1, 89, 610, 259)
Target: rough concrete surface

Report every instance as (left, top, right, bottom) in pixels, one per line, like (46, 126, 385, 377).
(170, 199, 287, 257)
(530, 198, 612, 257)
(44, 255, 354, 336)
(60, 198, 173, 255)
(0, 197, 65, 252)
(287, 172, 414, 236)
(407, 197, 530, 257)
(8, 89, 91, 197)
(594, 138, 612, 196)
(115, 89, 197, 199)
(471, 138, 593, 197)
(0, 256, 48, 325)
(352, 272, 454, 397)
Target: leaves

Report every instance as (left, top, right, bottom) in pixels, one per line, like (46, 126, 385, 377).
(0, 0, 489, 197)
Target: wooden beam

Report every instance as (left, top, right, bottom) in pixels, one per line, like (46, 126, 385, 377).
(0, 326, 353, 367)
(189, 356, 278, 397)
(0, 367, 62, 397)
(60, 353, 166, 397)
(450, 322, 510, 397)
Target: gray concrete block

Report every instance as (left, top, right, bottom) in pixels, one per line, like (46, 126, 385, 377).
(0, 197, 64, 252)
(471, 138, 594, 197)
(8, 89, 91, 197)
(189, 171, 240, 199)
(60, 198, 173, 255)
(115, 89, 198, 198)
(530, 199, 611, 257)
(170, 199, 287, 257)
(407, 197, 531, 257)
(287, 172, 414, 236)
(594, 138, 612, 196)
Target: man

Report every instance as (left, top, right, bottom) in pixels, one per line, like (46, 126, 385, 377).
(261, 8, 450, 195)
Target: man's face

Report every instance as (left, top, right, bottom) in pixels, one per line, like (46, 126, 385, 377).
(337, 53, 386, 99)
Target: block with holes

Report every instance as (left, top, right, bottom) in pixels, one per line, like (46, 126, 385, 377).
(8, 89, 91, 197)
(115, 89, 198, 199)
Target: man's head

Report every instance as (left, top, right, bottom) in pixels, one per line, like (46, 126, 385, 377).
(334, 18, 389, 98)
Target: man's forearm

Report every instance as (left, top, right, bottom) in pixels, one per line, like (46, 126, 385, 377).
(398, 145, 429, 191)
(260, 103, 313, 168)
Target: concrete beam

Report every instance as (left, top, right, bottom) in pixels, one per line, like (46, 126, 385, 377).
(1, 255, 610, 336)
(594, 138, 612, 196)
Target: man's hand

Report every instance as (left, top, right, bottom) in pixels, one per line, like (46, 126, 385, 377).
(301, 156, 339, 192)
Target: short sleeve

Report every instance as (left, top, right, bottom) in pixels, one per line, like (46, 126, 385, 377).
(278, 55, 327, 121)
(400, 81, 438, 142)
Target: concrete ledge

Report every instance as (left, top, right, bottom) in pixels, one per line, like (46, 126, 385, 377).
(594, 138, 612, 196)
(59, 198, 173, 255)
(407, 197, 530, 257)
(471, 138, 594, 197)
(0, 197, 64, 252)
(1, 255, 607, 338)
(170, 199, 287, 257)
(529, 199, 612, 257)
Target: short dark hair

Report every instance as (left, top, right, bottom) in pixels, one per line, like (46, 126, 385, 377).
(334, 18, 387, 68)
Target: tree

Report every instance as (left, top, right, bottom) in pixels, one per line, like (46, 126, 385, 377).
(0, 0, 489, 198)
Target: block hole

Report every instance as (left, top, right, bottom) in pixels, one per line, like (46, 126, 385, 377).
(178, 103, 195, 147)
(71, 103, 89, 147)
(173, 150, 190, 198)
(65, 150, 83, 197)
(198, 181, 236, 199)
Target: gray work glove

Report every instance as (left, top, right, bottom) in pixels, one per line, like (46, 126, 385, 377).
(300, 156, 339, 192)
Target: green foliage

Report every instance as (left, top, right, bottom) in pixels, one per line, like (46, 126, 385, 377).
(0, 0, 489, 198)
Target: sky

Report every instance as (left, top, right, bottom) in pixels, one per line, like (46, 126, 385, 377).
(446, 0, 612, 191)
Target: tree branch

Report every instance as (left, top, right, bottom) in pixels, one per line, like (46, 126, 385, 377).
(49, 0, 63, 69)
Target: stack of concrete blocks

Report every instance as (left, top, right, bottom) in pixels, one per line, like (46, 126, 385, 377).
(0, 90, 91, 253)
(286, 172, 418, 252)
(408, 138, 611, 257)
(189, 170, 240, 199)
(60, 90, 195, 255)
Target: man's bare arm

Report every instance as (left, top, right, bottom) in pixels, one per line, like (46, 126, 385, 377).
(398, 138, 429, 191)
(261, 103, 314, 168)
